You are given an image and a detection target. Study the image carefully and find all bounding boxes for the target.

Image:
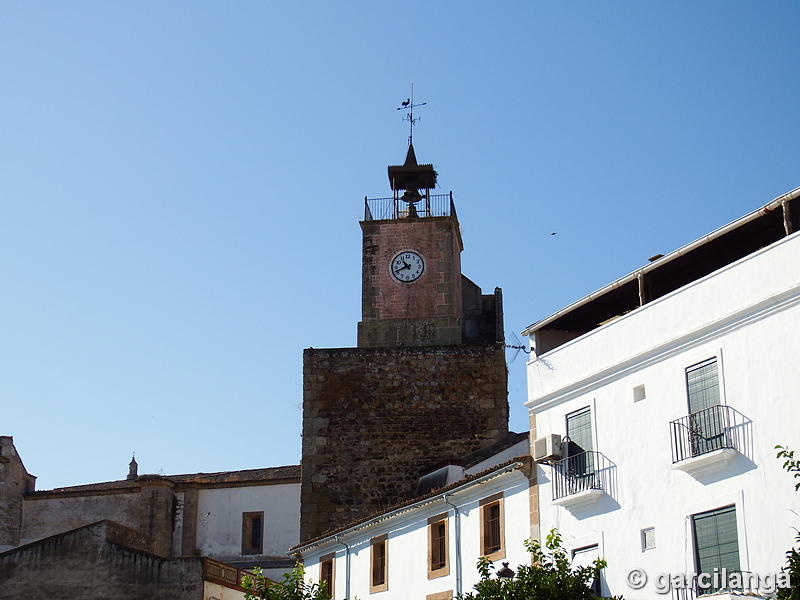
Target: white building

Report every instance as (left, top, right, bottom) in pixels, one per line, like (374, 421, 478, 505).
(292, 434, 532, 600)
(0, 437, 301, 587)
(523, 187, 800, 599)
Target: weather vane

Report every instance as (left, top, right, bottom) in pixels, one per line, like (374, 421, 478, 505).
(397, 83, 426, 146)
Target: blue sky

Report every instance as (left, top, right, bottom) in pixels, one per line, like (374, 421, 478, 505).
(2, 2, 798, 489)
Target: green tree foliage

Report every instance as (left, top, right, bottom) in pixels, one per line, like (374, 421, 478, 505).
(458, 529, 620, 600)
(242, 563, 330, 600)
(777, 445, 800, 492)
(776, 445, 800, 600)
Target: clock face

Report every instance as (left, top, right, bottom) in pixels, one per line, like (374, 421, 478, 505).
(391, 251, 424, 283)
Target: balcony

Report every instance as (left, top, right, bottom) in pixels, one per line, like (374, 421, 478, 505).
(670, 405, 740, 476)
(670, 571, 766, 599)
(203, 557, 251, 592)
(364, 193, 455, 221)
(551, 451, 611, 509)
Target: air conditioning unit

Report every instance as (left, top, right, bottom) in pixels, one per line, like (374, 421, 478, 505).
(533, 434, 563, 463)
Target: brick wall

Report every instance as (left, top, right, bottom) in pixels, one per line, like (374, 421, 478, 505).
(358, 216, 463, 347)
(300, 343, 508, 541)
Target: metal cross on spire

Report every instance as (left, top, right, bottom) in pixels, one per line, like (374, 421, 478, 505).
(397, 83, 426, 147)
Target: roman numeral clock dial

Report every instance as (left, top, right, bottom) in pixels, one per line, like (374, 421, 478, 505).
(391, 251, 424, 283)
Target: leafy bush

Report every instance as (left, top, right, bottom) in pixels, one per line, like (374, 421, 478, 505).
(458, 529, 620, 600)
(242, 563, 330, 600)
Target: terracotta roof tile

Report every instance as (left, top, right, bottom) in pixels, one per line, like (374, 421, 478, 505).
(292, 456, 531, 551)
(26, 465, 300, 497)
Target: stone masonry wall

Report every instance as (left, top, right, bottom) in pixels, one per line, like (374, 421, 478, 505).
(300, 343, 508, 541)
(0, 521, 204, 600)
(0, 437, 35, 550)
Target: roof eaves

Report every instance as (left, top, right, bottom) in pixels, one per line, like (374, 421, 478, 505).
(521, 186, 800, 337)
(290, 456, 531, 554)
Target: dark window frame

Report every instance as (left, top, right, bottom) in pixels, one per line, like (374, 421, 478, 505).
(370, 534, 388, 593)
(242, 511, 264, 555)
(692, 505, 740, 594)
(479, 492, 505, 560)
(427, 513, 449, 578)
(320, 552, 335, 599)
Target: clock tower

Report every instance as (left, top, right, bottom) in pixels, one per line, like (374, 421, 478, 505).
(358, 143, 465, 347)
(300, 143, 508, 542)
(358, 143, 502, 347)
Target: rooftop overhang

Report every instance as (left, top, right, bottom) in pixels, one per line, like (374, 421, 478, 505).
(387, 164, 437, 191)
(522, 186, 800, 349)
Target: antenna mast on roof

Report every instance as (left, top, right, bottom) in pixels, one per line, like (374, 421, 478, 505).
(397, 83, 426, 147)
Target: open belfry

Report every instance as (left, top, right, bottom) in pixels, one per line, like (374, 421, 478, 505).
(300, 141, 510, 542)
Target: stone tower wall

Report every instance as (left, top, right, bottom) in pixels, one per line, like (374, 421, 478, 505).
(0, 437, 36, 550)
(300, 343, 508, 542)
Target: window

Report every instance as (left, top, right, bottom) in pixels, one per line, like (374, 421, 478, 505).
(565, 406, 595, 481)
(686, 358, 721, 413)
(428, 514, 449, 578)
(370, 534, 388, 593)
(641, 527, 656, 551)
(242, 512, 264, 555)
(692, 506, 740, 594)
(480, 493, 505, 560)
(320, 553, 335, 599)
(686, 359, 724, 455)
(633, 384, 646, 402)
(571, 545, 601, 595)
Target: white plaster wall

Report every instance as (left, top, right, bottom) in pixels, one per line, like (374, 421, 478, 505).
(302, 471, 532, 600)
(196, 482, 300, 563)
(526, 234, 800, 599)
(204, 581, 247, 600)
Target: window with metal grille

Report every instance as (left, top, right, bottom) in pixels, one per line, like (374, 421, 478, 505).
(428, 515, 448, 577)
(320, 554, 335, 599)
(480, 493, 505, 559)
(241, 512, 264, 555)
(486, 504, 501, 552)
(370, 535, 388, 592)
(693, 506, 740, 594)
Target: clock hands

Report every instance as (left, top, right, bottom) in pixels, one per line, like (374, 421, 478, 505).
(391, 252, 423, 282)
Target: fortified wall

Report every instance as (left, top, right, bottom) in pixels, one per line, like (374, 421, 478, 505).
(300, 343, 508, 541)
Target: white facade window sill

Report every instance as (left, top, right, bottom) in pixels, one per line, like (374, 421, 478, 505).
(672, 448, 737, 477)
(552, 488, 605, 510)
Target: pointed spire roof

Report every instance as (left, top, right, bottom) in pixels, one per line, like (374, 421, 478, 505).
(404, 143, 418, 166)
(388, 143, 437, 192)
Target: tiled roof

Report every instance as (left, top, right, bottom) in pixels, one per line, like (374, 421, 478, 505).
(26, 465, 300, 497)
(291, 456, 531, 552)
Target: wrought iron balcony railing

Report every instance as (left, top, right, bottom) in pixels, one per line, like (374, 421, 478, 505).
(669, 404, 739, 464)
(364, 192, 456, 221)
(670, 570, 761, 598)
(551, 451, 610, 501)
